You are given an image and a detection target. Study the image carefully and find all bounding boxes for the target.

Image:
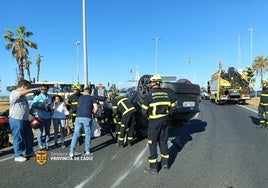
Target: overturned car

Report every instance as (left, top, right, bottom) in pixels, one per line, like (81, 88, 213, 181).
(128, 75, 201, 131)
(97, 75, 201, 140)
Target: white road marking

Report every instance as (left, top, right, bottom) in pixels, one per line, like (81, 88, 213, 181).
(74, 160, 105, 188)
(237, 105, 258, 114)
(0, 155, 13, 163)
(0, 135, 73, 163)
(111, 145, 148, 188)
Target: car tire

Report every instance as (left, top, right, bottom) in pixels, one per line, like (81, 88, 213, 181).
(137, 75, 151, 104)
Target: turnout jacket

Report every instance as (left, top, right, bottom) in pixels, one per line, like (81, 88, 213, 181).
(112, 96, 136, 118)
(142, 87, 174, 119)
(67, 93, 82, 116)
(259, 87, 268, 110)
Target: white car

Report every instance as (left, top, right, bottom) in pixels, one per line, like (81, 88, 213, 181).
(201, 91, 210, 100)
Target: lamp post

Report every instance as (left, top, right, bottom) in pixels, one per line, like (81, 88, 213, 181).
(237, 33, 242, 69)
(107, 69, 118, 89)
(248, 27, 253, 64)
(152, 37, 161, 74)
(82, 0, 88, 87)
(71, 53, 76, 83)
(76, 40, 80, 83)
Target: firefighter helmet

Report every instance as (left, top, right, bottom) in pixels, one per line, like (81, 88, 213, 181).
(150, 74, 162, 84)
(29, 117, 43, 129)
(262, 79, 268, 84)
(72, 83, 82, 91)
(108, 92, 117, 100)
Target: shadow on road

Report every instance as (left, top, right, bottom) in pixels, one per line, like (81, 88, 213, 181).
(249, 115, 259, 126)
(91, 134, 116, 153)
(168, 119, 207, 168)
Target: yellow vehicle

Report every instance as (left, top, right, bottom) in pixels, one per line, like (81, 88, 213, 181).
(209, 67, 250, 104)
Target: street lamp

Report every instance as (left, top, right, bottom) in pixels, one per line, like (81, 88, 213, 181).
(248, 27, 253, 64)
(76, 40, 80, 83)
(152, 38, 161, 74)
(237, 33, 242, 69)
(82, 0, 88, 87)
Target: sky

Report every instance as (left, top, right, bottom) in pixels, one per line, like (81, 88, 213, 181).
(1, 0, 268, 96)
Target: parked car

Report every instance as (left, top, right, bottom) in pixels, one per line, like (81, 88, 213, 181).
(201, 90, 210, 100)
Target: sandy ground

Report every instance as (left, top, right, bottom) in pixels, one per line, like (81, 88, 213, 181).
(247, 97, 259, 106)
(0, 102, 9, 112)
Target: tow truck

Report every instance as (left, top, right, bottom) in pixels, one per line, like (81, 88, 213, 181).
(209, 67, 251, 104)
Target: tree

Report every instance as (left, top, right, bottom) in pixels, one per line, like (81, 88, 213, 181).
(36, 54, 43, 82)
(3, 25, 37, 81)
(24, 58, 32, 82)
(252, 55, 268, 83)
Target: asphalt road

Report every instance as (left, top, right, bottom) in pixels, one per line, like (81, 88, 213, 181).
(1, 100, 268, 188)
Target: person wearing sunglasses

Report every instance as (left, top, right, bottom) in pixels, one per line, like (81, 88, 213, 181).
(30, 84, 53, 150)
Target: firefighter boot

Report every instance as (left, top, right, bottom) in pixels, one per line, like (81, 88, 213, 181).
(127, 140, 132, 147)
(117, 139, 124, 148)
(144, 163, 158, 174)
(257, 118, 265, 128)
(127, 137, 133, 147)
(161, 158, 169, 171)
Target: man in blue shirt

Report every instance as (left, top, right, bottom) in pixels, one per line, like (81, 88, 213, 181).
(69, 87, 98, 159)
(30, 84, 53, 150)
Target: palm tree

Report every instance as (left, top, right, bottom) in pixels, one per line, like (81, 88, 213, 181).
(252, 55, 268, 83)
(24, 58, 32, 82)
(3, 25, 37, 81)
(36, 54, 42, 82)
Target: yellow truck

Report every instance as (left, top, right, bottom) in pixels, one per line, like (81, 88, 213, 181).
(209, 67, 250, 104)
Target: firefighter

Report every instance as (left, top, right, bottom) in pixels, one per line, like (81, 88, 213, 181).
(108, 92, 122, 140)
(257, 78, 268, 129)
(112, 114, 122, 141)
(67, 84, 84, 144)
(142, 74, 175, 174)
(111, 94, 137, 148)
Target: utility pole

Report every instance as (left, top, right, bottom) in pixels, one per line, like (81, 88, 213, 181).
(82, 0, 88, 87)
(152, 38, 161, 74)
(237, 33, 242, 69)
(76, 40, 80, 83)
(135, 65, 140, 88)
(248, 27, 253, 64)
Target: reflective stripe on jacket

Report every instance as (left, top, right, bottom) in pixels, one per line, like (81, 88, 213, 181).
(260, 87, 268, 106)
(112, 96, 136, 118)
(142, 88, 173, 119)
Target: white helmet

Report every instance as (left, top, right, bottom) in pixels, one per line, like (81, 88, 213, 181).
(150, 74, 162, 84)
(262, 78, 268, 84)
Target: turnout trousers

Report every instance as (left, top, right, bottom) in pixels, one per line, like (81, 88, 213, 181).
(118, 112, 136, 146)
(147, 116, 169, 169)
(258, 106, 268, 127)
